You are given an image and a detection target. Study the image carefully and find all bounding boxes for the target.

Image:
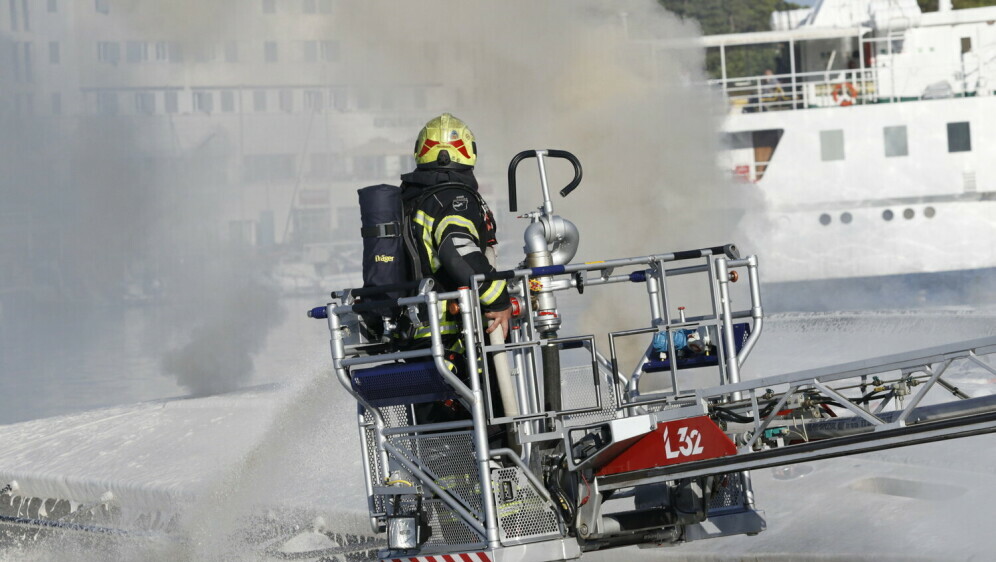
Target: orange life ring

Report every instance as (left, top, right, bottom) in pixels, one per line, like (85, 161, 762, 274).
(832, 82, 859, 106)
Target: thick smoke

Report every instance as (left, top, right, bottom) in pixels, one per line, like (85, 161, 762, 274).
(327, 0, 758, 356)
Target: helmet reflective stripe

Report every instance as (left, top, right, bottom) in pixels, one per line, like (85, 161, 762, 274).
(414, 113, 477, 167)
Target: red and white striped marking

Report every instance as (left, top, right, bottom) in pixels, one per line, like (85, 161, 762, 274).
(384, 552, 492, 562)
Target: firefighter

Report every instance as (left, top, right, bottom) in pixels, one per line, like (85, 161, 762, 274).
(402, 113, 512, 338)
(403, 113, 513, 427)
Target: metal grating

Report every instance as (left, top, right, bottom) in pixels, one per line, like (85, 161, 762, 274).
(420, 498, 485, 549)
(562, 365, 618, 427)
(708, 472, 749, 513)
(390, 432, 483, 519)
(491, 467, 562, 545)
(362, 410, 387, 515)
(381, 404, 412, 429)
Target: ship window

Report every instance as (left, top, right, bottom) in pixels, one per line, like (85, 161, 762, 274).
(961, 37, 972, 54)
(820, 130, 844, 161)
(947, 122, 971, 153)
(882, 209, 894, 221)
(819, 213, 831, 226)
(840, 212, 852, 224)
(883, 126, 908, 157)
(924, 206, 935, 218)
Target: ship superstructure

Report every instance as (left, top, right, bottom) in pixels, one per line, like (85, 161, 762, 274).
(706, 0, 996, 306)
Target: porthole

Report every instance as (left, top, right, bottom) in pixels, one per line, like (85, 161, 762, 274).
(882, 209, 894, 221)
(903, 208, 915, 220)
(924, 206, 936, 218)
(840, 212, 853, 224)
(819, 213, 831, 226)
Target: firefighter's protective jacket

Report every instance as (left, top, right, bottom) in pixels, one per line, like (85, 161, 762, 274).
(401, 168, 511, 313)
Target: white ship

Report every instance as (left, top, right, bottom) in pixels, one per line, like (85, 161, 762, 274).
(708, 0, 996, 309)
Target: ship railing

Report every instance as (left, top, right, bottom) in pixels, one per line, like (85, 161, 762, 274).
(709, 68, 878, 113)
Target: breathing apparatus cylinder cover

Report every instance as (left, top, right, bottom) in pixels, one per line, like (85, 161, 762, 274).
(414, 113, 477, 169)
(358, 184, 412, 307)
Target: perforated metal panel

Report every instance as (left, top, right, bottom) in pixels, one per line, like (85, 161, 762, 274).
(419, 498, 486, 549)
(390, 431, 483, 519)
(561, 365, 619, 427)
(351, 361, 457, 406)
(709, 472, 749, 513)
(491, 467, 562, 545)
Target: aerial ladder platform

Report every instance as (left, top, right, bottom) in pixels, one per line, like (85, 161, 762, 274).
(309, 149, 996, 561)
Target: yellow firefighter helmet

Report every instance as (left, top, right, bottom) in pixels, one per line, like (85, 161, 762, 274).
(414, 113, 477, 168)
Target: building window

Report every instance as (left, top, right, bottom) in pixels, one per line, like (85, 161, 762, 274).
(262, 0, 275, 14)
(169, 42, 184, 63)
(126, 41, 149, 64)
(9, 0, 17, 31)
(152, 42, 183, 63)
(253, 90, 267, 112)
(11, 43, 20, 81)
(243, 154, 296, 182)
(264, 41, 278, 63)
(51, 92, 61, 115)
(304, 90, 323, 111)
(97, 41, 120, 64)
(22, 42, 31, 82)
(819, 129, 844, 161)
(49, 41, 60, 64)
(224, 41, 238, 63)
(308, 153, 345, 179)
(20, 0, 29, 31)
(293, 208, 331, 245)
(95, 0, 109, 14)
(221, 90, 235, 112)
(135, 92, 156, 114)
(302, 40, 317, 63)
(97, 91, 118, 115)
(356, 88, 371, 111)
(47, 0, 56, 13)
(164, 91, 178, 113)
(320, 40, 338, 62)
(193, 43, 216, 63)
(883, 125, 908, 157)
(354, 155, 386, 180)
(193, 91, 213, 113)
(947, 122, 971, 153)
(331, 87, 347, 111)
(18, 93, 34, 115)
(279, 89, 293, 112)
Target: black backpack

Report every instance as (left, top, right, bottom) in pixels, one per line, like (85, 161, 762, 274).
(357, 181, 493, 345)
